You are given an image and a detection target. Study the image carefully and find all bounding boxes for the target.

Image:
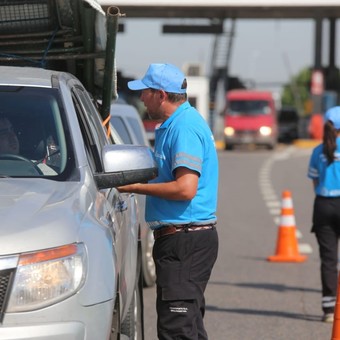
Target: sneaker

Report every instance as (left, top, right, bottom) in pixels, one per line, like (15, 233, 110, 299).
(322, 313, 334, 323)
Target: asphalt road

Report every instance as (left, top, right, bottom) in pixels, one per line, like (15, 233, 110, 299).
(143, 143, 333, 340)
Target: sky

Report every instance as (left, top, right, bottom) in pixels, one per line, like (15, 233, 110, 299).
(115, 18, 337, 94)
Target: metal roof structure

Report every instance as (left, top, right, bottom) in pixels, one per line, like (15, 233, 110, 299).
(98, 0, 340, 19)
(98, 0, 340, 118)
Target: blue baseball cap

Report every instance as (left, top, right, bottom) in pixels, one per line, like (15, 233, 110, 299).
(128, 63, 187, 94)
(324, 106, 340, 129)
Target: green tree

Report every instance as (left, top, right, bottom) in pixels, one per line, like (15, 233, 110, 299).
(281, 67, 311, 116)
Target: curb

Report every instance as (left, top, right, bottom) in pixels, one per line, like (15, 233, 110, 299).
(293, 139, 321, 148)
(215, 140, 225, 150)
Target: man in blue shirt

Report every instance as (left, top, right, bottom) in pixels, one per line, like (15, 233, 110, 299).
(118, 63, 219, 339)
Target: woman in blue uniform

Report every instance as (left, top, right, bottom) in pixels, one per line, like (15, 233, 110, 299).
(308, 106, 340, 323)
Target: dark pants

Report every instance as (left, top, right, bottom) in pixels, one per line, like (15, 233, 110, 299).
(153, 227, 218, 340)
(313, 196, 340, 313)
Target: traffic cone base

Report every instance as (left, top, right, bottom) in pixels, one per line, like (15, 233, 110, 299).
(268, 227, 306, 262)
(267, 190, 307, 263)
(332, 274, 340, 338)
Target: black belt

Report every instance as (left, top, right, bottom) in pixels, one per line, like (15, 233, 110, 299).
(153, 224, 216, 240)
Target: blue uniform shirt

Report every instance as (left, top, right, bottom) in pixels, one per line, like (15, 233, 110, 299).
(308, 137, 340, 197)
(146, 101, 218, 228)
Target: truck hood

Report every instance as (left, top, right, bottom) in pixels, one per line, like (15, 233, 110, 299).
(225, 115, 275, 130)
(0, 179, 89, 255)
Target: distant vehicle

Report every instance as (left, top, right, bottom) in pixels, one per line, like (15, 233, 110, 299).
(110, 102, 156, 287)
(278, 106, 300, 143)
(111, 103, 150, 146)
(223, 89, 278, 150)
(0, 66, 157, 339)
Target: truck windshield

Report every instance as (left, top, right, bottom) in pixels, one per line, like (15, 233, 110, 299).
(0, 86, 70, 178)
(228, 100, 270, 116)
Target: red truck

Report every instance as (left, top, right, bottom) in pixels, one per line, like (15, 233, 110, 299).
(223, 89, 278, 150)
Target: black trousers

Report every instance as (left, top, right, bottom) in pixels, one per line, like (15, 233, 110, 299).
(153, 227, 218, 340)
(312, 196, 340, 313)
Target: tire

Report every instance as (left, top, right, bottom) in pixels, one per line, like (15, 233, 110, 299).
(142, 228, 156, 287)
(121, 250, 144, 340)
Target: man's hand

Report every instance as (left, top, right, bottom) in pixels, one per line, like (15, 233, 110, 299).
(116, 167, 198, 201)
(117, 183, 142, 193)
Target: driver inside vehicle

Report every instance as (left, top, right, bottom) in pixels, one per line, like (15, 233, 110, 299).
(0, 114, 20, 155)
(0, 114, 57, 176)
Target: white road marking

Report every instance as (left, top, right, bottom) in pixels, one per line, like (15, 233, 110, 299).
(258, 146, 313, 254)
(296, 229, 303, 238)
(266, 201, 281, 208)
(269, 208, 281, 216)
(299, 243, 313, 254)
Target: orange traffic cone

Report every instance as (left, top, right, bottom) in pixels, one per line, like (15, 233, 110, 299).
(332, 274, 340, 339)
(267, 190, 307, 262)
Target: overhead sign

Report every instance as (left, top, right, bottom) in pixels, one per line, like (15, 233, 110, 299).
(311, 70, 324, 95)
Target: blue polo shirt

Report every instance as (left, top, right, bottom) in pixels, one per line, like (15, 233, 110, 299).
(146, 101, 218, 228)
(308, 137, 340, 197)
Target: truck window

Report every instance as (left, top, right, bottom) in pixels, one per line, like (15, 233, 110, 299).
(229, 100, 270, 116)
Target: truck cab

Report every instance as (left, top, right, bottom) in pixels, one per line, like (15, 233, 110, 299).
(223, 89, 278, 150)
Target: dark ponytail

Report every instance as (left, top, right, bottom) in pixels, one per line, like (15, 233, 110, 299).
(323, 120, 338, 164)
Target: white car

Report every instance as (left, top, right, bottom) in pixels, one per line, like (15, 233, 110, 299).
(0, 66, 157, 339)
(110, 102, 156, 287)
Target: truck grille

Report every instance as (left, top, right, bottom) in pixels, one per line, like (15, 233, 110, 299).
(235, 130, 258, 137)
(0, 269, 15, 323)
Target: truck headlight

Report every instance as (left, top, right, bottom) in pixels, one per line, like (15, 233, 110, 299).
(7, 243, 87, 312)
(259, 126, 272, 136)
(224, 127, 235, 136)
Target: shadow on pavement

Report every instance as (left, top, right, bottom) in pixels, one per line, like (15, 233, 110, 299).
(208, 280, 320, 294)
(205, 305, 321, 322)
